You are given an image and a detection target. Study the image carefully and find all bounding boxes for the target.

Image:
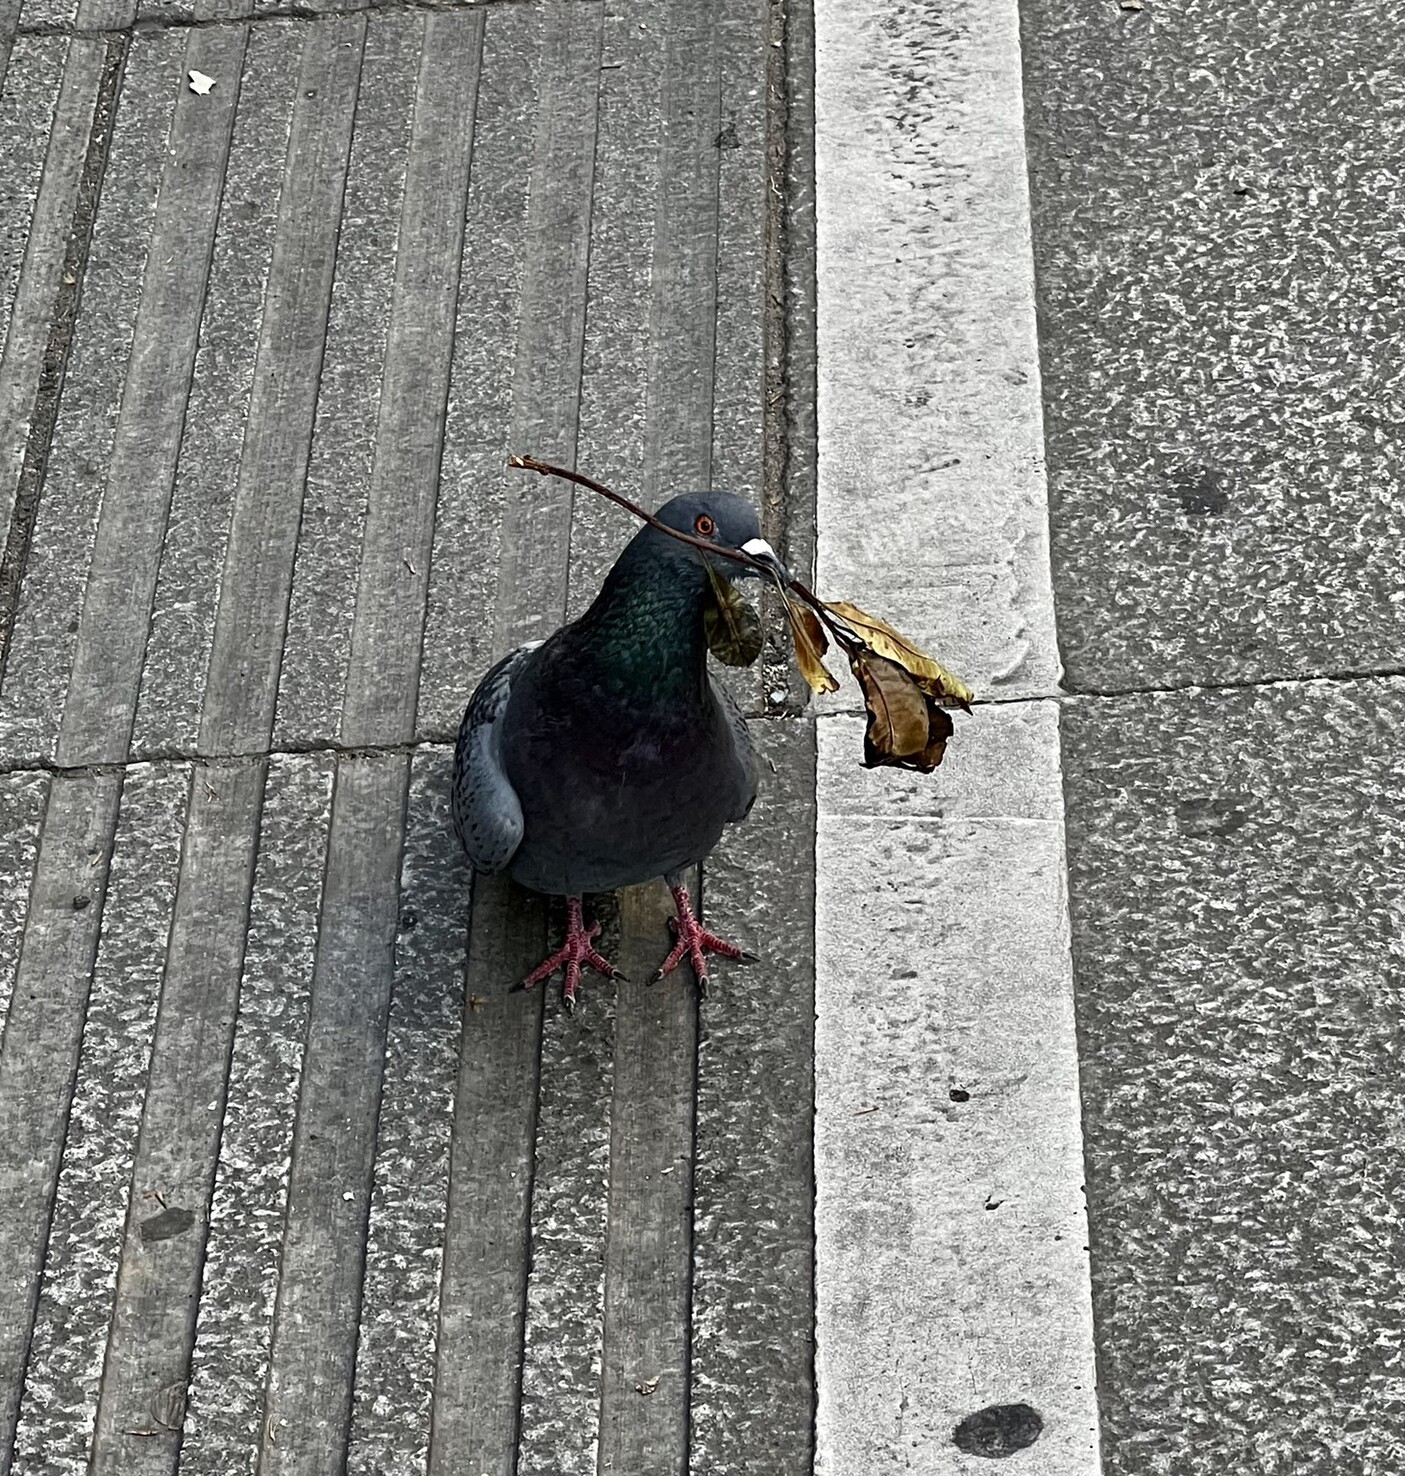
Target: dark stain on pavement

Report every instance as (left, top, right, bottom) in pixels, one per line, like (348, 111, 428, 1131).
(952, 1402, 1044, 1457)
(1165, 466, 1231, 517)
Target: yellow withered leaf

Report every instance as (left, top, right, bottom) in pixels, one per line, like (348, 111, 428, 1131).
(703, 565, 763, 667)
(824, 600, 974, 711)
(784, 594, 840, 694)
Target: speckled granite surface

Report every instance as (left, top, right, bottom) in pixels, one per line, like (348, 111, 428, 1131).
(1063, 680, 1405, 1474)
(1022, 2, 1405, 1470)
(1022, 0, 1405, 693)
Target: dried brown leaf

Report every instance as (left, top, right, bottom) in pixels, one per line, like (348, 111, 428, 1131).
(150, 1382, 188, 1432)
(784, 595, 840, 693)
(703, 565, 763, 667)
(853, 652, 930, 764)
(915, 702, 956, 772)
(824, 600, 973, 711)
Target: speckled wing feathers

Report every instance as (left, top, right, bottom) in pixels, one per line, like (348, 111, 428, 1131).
(451, 643, 539, 874)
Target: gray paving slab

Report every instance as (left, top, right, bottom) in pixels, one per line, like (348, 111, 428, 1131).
(345, 748, 463, 1476)
(1021, 0, 1405, 693)
(492, 0, 600, 652)
(0, 34, 119, 689)
(0, 32, 67, 534)
(0, 769, 46, 1035)
(0, 6, 18, 91)
(12, 765, 180, 1476)
(1061, 678, 1405, 1474)
(1021, 2, 1405, 1469)
(199, 16, 364, 757)
(132, 20, 300, 757)
(340, 7, 481, 749)
(90, 760, 264, 1476)
(423, 16, 550, 1467)
(183, 752, 334, 1475)
(57, 25, 246, 768)
(711, 0, 766, 503)
(0, 770, 120, 1476)
(430, 872, 546, 1476)
(260, 751, 408, 1476)
(433, 8, 608, 1464)
(76, 0, 134, 30)
(596, 880, 694, 1473)
(692, 716, 816, 1471)
(0, 27, 175, 768)
(639, 0, 720, 506)
(516, 943, 616, 1476)
(810, 5, 1097, 1472)
(271, 12, 420, 752)
(17, 0, 77, 35)
(456, 12, 611, 1469)
(565, 0, 656, 611)
(416, 0, 539, 741)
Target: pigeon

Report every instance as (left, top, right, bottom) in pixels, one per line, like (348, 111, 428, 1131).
(452, 491, 788, 1009)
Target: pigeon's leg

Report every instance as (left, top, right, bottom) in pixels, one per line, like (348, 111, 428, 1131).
(515, 896, 621, 1013)
(652, 880, 757, 995)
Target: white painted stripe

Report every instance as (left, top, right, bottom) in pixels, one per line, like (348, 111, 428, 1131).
(812, 1, 1102, 1472)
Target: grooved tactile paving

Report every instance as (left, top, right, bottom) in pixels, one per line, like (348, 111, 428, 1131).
(0, 2, 816, 1472)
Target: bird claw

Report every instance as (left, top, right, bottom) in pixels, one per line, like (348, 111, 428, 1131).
(514, 900, 620, 1012)
(652, 884, 753, 994)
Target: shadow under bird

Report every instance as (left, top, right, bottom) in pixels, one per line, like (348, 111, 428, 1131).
(451, 491, 788, 1010)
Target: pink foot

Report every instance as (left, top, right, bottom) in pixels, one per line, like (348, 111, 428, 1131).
(515, 897, 622, 1013)
(651, 884, 757, 996)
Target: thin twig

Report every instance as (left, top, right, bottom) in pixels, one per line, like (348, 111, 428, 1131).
(509, 455, 972, 722)
(509, 456, 776, 578)
(509, 453, 864, 640)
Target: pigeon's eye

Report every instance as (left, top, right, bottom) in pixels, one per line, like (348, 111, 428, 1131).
(694, 513, 715, 537)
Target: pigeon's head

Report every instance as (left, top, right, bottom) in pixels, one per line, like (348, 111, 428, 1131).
(651, 491, 790, 588)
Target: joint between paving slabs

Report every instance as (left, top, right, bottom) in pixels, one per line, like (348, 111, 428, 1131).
(0, 735, 448, 780)
(1055, 663, 1405, 706)
(0, 710, 830, 780)
(8, 675, 1383, 783)
(15, 0, 572, 43)
(803, 660, 1405, 723)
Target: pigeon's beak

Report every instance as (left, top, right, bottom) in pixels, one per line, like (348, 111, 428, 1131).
(738, 537, 791, 589)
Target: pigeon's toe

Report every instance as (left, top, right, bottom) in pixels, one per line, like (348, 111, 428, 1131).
(514, 897, 622, 1011)
(651, 884, 754, 994)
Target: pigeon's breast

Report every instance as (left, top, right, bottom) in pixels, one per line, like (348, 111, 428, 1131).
(502, 690, 750, 896)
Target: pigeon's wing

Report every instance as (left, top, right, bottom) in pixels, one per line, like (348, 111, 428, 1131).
(713, 674, 760, 823)
(451, 642, 541, 873)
